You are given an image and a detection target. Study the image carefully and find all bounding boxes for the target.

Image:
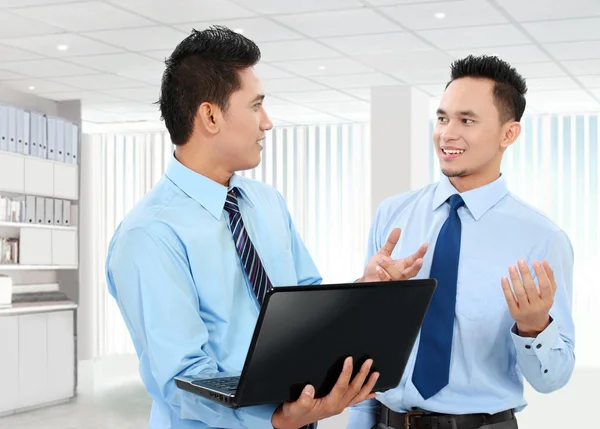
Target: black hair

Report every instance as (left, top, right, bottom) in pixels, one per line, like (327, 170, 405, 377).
(447, 55, 527, 123)
(158, 25, 261, 145)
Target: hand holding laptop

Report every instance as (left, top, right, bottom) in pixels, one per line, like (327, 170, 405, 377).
(359, 228, 428, 282)
(271, 357, 379, 429)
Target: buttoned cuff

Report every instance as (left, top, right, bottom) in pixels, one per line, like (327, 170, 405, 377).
(236, 404, 280, 429)
(511, 318, 559, 361)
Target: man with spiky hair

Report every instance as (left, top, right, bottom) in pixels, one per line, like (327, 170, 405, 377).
(105, 26, 426, 429)
(348, 55, 575, 429)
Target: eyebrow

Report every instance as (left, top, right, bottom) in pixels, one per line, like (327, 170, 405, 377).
(251, 94, 265, 103)
(436, 108, 479, 118)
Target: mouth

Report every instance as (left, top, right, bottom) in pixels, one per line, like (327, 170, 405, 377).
(441, 148, 465, 160)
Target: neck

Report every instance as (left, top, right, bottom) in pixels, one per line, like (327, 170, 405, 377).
(174, 141, 232, 186)
(448, 170, 501, 193)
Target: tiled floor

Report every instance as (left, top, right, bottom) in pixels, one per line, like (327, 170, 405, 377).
(0, 380, 152, 429)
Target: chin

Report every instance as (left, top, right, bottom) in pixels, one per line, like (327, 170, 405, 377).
(441, 168, 468, 178)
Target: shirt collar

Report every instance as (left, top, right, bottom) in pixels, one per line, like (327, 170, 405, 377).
(165, 152, 254, 220)
(432, 173, 509, 221)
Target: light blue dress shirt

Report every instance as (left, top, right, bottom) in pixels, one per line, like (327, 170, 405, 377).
(105, 155, 322, 429)
(348, 174, 575, 428)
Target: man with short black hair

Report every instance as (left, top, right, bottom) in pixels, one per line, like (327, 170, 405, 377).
(106, 26, 426, 429)
(348, 55, 576, 429)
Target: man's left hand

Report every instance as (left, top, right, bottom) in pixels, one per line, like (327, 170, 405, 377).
(358, 228, 428, 283)
(501, 259, 557, 337)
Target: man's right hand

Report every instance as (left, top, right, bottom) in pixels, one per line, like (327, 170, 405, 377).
(271, 357, 379, 429)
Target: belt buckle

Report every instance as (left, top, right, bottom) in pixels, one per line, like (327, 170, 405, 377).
(404, 411, 424, 429)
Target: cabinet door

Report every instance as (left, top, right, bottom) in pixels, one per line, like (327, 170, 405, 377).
(46, 311, 74, 402)
(0, 316, 19, 414)
(0, 152, 25, 194)
(24, 157, 54, 197)
(20, 228, 52, 265)
(18, 313, 47, 408)
(53, 163, 78, 200)
(51, 230, 78, 266)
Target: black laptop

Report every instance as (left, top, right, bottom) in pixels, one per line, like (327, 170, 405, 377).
(175, 279, 436, 408)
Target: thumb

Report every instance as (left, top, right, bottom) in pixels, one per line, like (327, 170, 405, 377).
(297, 384, 314, 409)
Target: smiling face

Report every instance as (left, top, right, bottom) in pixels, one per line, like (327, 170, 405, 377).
(433, 77, 521, 192)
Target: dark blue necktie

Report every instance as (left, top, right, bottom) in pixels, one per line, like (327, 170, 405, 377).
(412, 194, 465, 399)
(224, 188, 273, 307)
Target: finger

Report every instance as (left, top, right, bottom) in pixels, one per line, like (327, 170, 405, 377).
(348, 371, 380, 407)
(509, 265, 529, 306)
(348, 359, 373, 393)
(518, 259, 540, 302)
(329, 357, 353, 399)
(290, 384, 315, 414)
(543, 260, 557, 295)
(379, 228, 401, 257)
(376, 265, 392, 281)
(397, 243, 428, 269)
(378, 259, 403, 280)
(400, 258, 423, 279)
(533, 261, 553, 302)
(501, 276, 519, 314)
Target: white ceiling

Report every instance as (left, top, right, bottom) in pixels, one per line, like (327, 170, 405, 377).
(0, 0, 598, 131)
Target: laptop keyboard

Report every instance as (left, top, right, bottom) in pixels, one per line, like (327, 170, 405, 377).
(192, 376, 240, 393)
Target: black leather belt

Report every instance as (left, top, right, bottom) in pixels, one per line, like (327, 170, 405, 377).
(379, 405, 515, 429)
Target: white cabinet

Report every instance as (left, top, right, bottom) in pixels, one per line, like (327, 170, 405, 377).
(0, 316, 18, 414)
(51, 230, 77, 266)
(0, 152, 25, 194)
(19, 228, 52, 265)
(24, 157, 54, 197)
(18, 313, 47, 409)
(53, 163, 78, 200)
(46, 311, 75, 402)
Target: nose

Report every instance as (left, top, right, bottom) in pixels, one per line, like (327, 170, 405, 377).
(261, 110, 273, 131)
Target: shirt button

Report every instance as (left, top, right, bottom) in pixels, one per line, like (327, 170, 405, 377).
(536, 344, 542, 349)
(544, 369, 548, 374)
(525, 345, 531, 349)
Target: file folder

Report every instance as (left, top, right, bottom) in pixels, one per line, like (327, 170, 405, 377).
(23, 111, 30, 155)
(56, 118, 65, 163)
(54, 199, 63, 225)
(41, 115, 48, 158)
(44, 198, 54, 225)
(7, 106, 16, 152)
(16, 108, 24, 154)
(30, 112, 38, 157)
(35, 197, 45, 224)
(0, 105, 7, 152)
(64, 120, 72, 164)
(25, 196, 35, 224)
(62, 200, 71, 226)
(71, 123, 79, 164)
(47, 116, 57, 161)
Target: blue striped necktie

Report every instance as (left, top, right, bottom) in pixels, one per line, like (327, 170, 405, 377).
(224, 188, 273, 306)
(412, 194, 465, 399)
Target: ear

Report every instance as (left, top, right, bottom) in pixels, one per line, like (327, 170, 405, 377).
(196, 102, 222, 135)
(500, 121, 521, 150)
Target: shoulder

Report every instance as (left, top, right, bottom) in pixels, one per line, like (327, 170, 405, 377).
(503, 192, 566, 236)
(373, 183, 437, 225)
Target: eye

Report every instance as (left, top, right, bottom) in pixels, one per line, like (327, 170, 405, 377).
(463, 118, 474, 124)
(437, 117, 448, 123)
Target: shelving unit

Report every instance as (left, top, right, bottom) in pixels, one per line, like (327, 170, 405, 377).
(0, 92, 81, 417)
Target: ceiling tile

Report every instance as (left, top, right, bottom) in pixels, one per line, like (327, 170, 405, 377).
(394, 68, 449, 85)
(418, 25, 529, 50)
(82, 108, 139, 123)
(263, 77, 328, 93)
(417, 84, 444, 97)
(320, 32, 431, 56)
(254, 63, 294, 79)
(525, 77, 581, 91)
(50, 74, 149, 91)
(522, 18, 600, 43)
(343, 88, 371, 100)
(139, 50, 172, 62)
(1, 34, 122, 58)
(275, 90, 358, 103)
(108, 0, 255, 24)
(233, 0, 363, 15)
(591, 89, 600, 98)
(178, 18, 302, 42)
(512, 62, 566, 78)
(0, 59, 96, 78)
(88, 101, 159, 114)
(499, 0, 600, 22)
(312, 72, 401, 89)
(117, 64, 165, 86)
(561, 59, 600, 75)
(66, 53, 163, 74)
(304, 100, 369, 113)
(526, 90, 599, 112)
(0, 70, 27, 80)
(358, 50, 452, 74)
(42, 91, 126, 103)
(259, 40, 342, 62)
(0, 0, 87, 7)
(578, 75, 600, 88)
(2, 79, 78, 93)
(544, 40, 600, 61)
(0, 10, 63, 38)
(382, 0, 507, 30)
(272, 58, 374, 77)
(448, 45, 551, 64)
(83, 26, 188, 52)
(367, 0, 457, 4)
(11, 1, 153, 32)
(100, 87, 159, 103)
(0, 44, 42, 61)
(274, 9, 400, 37)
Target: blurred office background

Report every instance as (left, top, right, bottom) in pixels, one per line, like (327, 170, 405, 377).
(0, 0, 597, 428)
